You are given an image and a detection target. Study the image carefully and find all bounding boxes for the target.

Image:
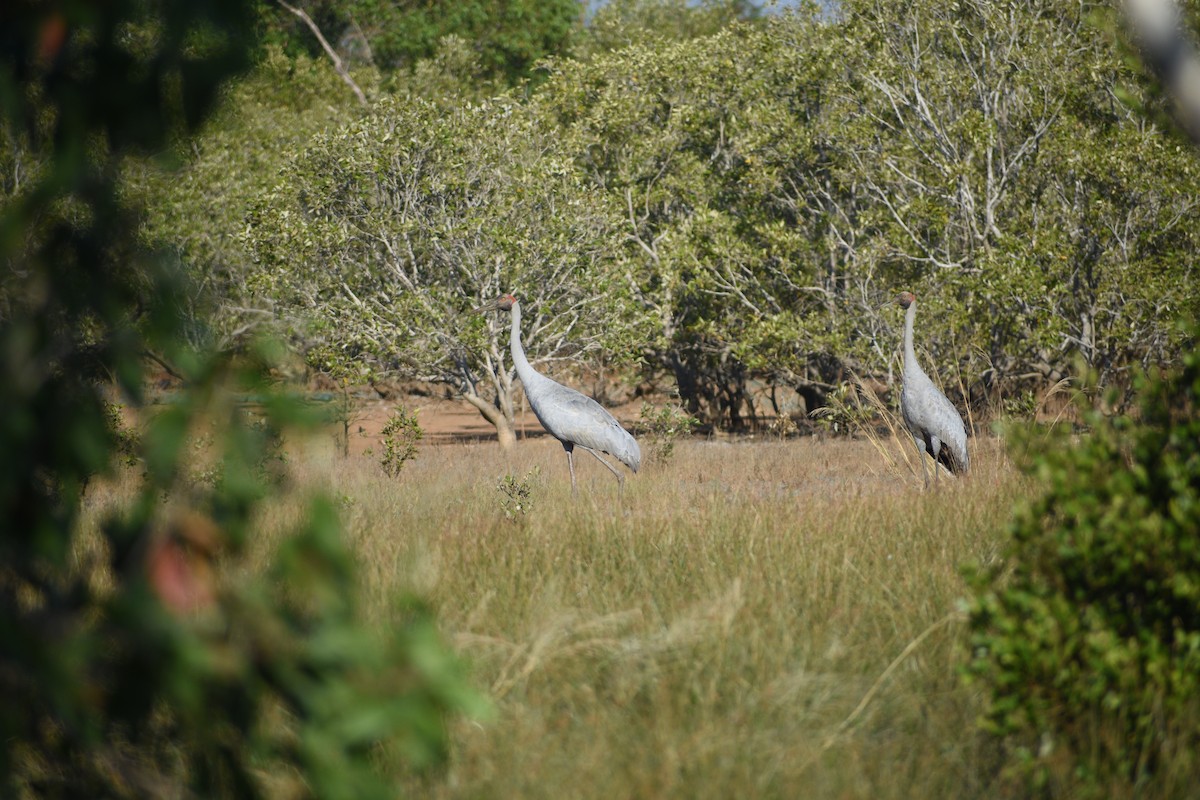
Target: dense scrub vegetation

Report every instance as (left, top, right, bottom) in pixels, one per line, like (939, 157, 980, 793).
(966, 338, 1200, 794)
(116, 0, 1200, 433)
(7, 0, 1200, 797)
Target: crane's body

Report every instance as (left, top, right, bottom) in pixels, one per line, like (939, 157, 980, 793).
(488, 294, 640, 495)
(897, 291, 968, 487)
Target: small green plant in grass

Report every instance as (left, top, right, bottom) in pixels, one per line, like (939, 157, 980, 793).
(380, 406, 424, 478)
(810, 382, 875, 437)
(104, 402, 141, 469)
(638, 402, 699, 464)
(965, 341, 1200, 794)
(1000, 389, 1039, 421)
(766, 413, 799, 439)
(496, 467, 540, 520)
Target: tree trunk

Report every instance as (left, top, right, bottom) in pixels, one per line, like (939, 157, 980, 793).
(462, 391, 517, 449)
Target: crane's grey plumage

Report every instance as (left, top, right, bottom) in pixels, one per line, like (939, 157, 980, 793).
(484, 294, 640, 495)
(896, 291, 969, 488)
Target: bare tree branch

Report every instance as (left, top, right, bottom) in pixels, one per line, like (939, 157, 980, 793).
(275, 0, 368, 108)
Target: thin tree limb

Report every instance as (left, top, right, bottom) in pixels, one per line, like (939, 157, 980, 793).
(275, 0, 368, 108)
(142, 349, 188, 384)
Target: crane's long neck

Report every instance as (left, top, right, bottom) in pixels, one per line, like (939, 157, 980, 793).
(509, 300, 537, 386)
(903, 301, 920, 374)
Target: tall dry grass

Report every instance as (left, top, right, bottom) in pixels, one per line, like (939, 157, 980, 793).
(227, 431, 1026, 799)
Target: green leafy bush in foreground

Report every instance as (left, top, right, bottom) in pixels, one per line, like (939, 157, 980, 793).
(966, 337, 1200, 794)
(0, 2, 486, 797)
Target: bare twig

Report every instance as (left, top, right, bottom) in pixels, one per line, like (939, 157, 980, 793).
(796, 611, 966, 775)
(275, 0, 368, 107)
(829, 612, 965, 740)
(142, 349, 188, 385)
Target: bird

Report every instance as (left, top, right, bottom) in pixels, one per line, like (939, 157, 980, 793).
(481, 293, 641, 496)
(895, 290, 969, 488)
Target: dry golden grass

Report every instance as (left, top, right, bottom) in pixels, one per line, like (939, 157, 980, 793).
(225, 430, 1028, 799)
(73, 421, 1030, 797)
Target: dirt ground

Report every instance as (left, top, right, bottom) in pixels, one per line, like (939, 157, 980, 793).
(339, 393, 647, 455)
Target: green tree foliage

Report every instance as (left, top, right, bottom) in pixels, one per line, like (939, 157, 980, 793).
(129, 47, 371, 350)
(258, 0, 580, 85)
(574, 0, 760, 60)
(536, 12, 855, 425)
(126, 0, 1200, 435)
(828, 0, 1200, 393)
(0, 2, 485, 796)
(245, 94, 647, 446)
(533, 2, 1200, 425)
(965, 341, 1200, 793)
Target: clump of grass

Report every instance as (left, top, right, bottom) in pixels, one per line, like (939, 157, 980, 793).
(811, 375, 920, 485)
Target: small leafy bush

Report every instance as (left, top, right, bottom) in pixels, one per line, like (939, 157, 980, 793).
(965, 341, 1200, 794)
(766, 413, 799, 439)
(104, 402, 142, 469)
(810, 382, 877, 437)
(999, 389, 1040, 421)
(638, 402, 699, 464)
(496, 467, 540, 520)
(379, 406, 423, 478)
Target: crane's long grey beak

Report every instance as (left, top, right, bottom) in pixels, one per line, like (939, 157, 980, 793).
(473, 300, 498, 314)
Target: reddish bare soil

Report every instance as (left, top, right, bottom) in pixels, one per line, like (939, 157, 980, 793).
(341, 394, 646, 455)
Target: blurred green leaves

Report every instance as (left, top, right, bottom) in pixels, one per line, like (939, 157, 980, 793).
(965, 334, 1200, 791)
(0, 1, 486, 797)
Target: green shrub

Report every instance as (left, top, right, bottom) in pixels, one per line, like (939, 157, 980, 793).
(965, 338, 1200, 794)
(496, 467, 540, 521)
(638, 402, 700, 464)
(810, 382, 877, 438)
(379, 406, 423, 478)
(0, 4, 487, 796)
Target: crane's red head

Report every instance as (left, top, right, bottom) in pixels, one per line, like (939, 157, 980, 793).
(897, 291, 916, 309)
(496, 294, 517, 311)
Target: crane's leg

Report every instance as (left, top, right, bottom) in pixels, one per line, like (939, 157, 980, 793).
(564, 443, 578, 497)
(930, 436, 943, 488)
(581, 447, 626, 500)
(913, 434, 929, 489)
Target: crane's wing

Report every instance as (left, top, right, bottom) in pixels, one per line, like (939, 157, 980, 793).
(527, 380, 641, 472)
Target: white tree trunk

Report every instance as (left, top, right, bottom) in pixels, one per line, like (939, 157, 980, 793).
(462, 391, 517, 449)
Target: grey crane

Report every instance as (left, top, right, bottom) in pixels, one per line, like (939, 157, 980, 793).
(895, 291, 969, 487)
(481, 294, 641, 495)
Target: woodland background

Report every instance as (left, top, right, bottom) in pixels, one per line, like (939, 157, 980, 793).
(4, 1, 1200, 798)
(111, 0, 1200, 437)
